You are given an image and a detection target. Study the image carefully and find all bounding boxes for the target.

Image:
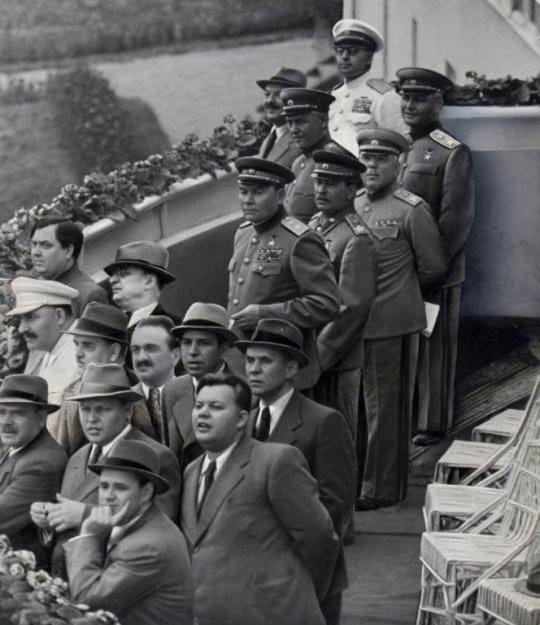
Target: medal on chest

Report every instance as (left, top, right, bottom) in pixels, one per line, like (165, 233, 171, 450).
(423, 148, 434, 161)
(257, 236, 284, 263)
(352, 97, 372, 114)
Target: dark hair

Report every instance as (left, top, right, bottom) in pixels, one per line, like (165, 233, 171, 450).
(31, 218, 84, 261)
(132, 315, 179, 350)
(196, 373, 251, 412)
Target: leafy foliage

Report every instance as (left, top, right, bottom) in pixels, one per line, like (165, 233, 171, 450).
(446, 72, 540, 106)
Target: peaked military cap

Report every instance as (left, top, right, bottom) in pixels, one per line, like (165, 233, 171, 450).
(281, 88, 335, 116)
(63, 302, 128, 344)
(312, 146, 366, 180)
(256, 67, 307, 91)
(104, 241, 175, 284)
(6, 277, 78, 316)
(332, 18, 384, 52)
(396, 67, 454, 93)
(235, 157, 295, 186)
(357, 128, 410, 156)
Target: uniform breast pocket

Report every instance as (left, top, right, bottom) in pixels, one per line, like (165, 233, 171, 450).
(371, 226, 400, 241)
(252, 262, 282, 277)
(408, 163, 439, 176)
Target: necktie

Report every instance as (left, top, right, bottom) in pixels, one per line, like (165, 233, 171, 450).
(0, 447, 11, 466)
(197, 460, 217, 518)
(255, 406, 271, 441)
(87, 444, 103, 471)
(262, 128, 277, 158)
(148, 388, 164, 443)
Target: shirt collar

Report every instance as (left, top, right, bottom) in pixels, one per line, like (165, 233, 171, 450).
(98, 423, 132, 458)
(345, 71, 370, 89)
(200, 438, 240, 478)
(258, 387, 295, 434)
(128, 302, 158, 328)
(274, 124, 287, 139)
(140, 381, 167, 399)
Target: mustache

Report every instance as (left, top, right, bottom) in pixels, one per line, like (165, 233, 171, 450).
(135, 359, 153, 368)
(22, 331, 37, 339)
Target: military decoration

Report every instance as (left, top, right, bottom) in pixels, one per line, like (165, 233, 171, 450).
(423, 148, 434, 161)
(352, 97, 372, 114)
(257, 236, 284, 263)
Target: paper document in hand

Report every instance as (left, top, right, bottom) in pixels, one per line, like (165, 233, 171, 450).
(422, 302, 440, 338)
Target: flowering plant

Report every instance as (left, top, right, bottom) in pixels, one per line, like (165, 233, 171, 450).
(446, 72, 540, 106)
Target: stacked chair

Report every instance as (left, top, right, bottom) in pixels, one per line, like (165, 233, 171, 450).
(417, 377, 540, 625)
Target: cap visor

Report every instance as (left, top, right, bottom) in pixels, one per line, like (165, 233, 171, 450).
(103, 261, 175, 284)
(0, 397, 59, 413)
(234, 339, 308, 368)
(68, 389, 143, 403)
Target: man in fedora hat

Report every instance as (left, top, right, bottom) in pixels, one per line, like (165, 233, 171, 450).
(182, 372, 338, 625)
(256, 67, 307, 167)
(7, 277, 79, 409)
(229, 156, 339, 390)
(0, 374, 67, 566)
(354, 128, 447, 510)
(30, 363, 180, 576)
(162, 302, 238, 471)
(281, 87, 341, 223)
(238, 318, 355, 625)
(64, 439, 193, 625)
(396, 67, 475, 446)
(329, 18, 407, 156)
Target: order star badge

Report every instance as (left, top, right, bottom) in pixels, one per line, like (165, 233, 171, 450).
(424, 149, 434, 161)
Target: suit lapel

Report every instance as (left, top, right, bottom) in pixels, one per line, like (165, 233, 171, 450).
(269, 391, 303, 445)
(182, 455, 204, 543)
(172, 381, 195, 445)
(270, 132, 294, 162)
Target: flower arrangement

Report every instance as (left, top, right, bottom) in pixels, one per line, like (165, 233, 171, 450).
(446, 72, 540, 106)
(0, 534, 120, 625)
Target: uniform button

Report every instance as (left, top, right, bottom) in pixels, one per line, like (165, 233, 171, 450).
(251, 237, 258, 244)
(345, 92, 350, 98)
(333, 126, 339, 132)
(300, 162, 305, 169)
(243, 257, 250, 264)
(316, 226, 322, 232)
(292, 180, 296, 185)
(233, 298, 239, 305)
(364, 206, 371, 212)
(329, 217, 335, 223)
(258, 265, 263, 271)
(238, 278, 244, 284)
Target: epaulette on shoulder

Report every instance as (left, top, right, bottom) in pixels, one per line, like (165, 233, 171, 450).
(367, 78, 393, 94)
(430, 129, 461, 150)
(394, 188, 423, 206)
(281, 215, 310, 236)
(345, 213, 368, 236)
(238, 221, 252, 229)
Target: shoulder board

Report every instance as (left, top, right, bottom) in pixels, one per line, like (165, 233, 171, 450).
(394, 188, 423, 206)
(238, 221, 252, 229)
(345, 213, 368, 236)
(429, 129, 461, 150)
(366, 78, 393, 94)
(281, 216, 310, 236)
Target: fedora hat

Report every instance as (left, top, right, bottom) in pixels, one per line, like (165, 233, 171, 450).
(235, 318, 308, 368)
(89, 439, 170, 494)
(256, 67, 307, 91)
(172, 302, 238, 343)
(69, 363, 142, 402)
(63, 302, 128, 344)
(6, 277, 78, 317)
(0, 375, 59, 413)
(103, 241, 175, 284)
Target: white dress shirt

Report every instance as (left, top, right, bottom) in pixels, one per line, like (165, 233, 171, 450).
(255, 387, 295, 436)
(197, 439, 240, 504)
(128, 302, 158, 328)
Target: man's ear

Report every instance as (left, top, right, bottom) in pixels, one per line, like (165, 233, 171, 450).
(54, 306, 68, 328)
(237, 409, 249, 431)
(276, 186, 286, 204)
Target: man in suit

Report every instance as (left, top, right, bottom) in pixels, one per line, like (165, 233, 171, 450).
(281, 88, 340, 223)
(328, 19, 407, 156)
(396, 67, 475, 445)
(0, 375, 67, 567)
(237, 319, 355, 625)
(163, 302, 238, 470)
(64, 439, 193, 625)
(256, 66, 307, 168)
(354, 128, 447, 509)
(181, 372, 338, 625)
(30, 363, 180, 576)
(31, 217, 108, 317)
(130, 316, 181, 444)
(228, 156, 339, 389)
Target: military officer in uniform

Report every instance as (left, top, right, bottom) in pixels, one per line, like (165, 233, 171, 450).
(228, 157, 339, 389)
(396, 67, 475, 445)
(256, 67, 307, 168)
(329, 19, 407, 156)
(282, 88, 340, 223)
(308, 147, 377, 438)
(354, 129, 447, 509)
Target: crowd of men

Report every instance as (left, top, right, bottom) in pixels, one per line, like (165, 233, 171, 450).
(0, 17, 474, 625)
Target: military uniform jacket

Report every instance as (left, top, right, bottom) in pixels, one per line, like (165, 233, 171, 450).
(258, 124, 302, 169)
(399, 125, 475, 287)
(329, 73, 408, 156)
(284, 135, 341, 224)
(309, 211, 377, 370)
(355, 186, 448, 339)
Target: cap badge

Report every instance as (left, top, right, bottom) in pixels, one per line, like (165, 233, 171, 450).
(370, 139, 379, 146)
(322, 163, 329, 169)
(287, 99, 294, 105)
(247, 169, 255, 175)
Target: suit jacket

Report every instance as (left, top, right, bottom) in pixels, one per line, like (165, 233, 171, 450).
(181, 437, 339, 625)
(57, 264, 108, 317)
(64, 503, 193, 625)
(258, 125, 302, 169)
(0, 429, 67, 566)
(262, 390, 356, 595)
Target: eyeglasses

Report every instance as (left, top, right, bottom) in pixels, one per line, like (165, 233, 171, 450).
(334, 45, 371, 57)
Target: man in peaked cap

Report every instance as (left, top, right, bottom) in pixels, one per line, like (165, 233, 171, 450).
(308, 147, 377, 441)
(282, 88, 342, 223)
(7, 277, 79, 410)
(354, 128, 447, 509)
(396, 67, 475, 446)
(162, 302, 238, 471)
(228, 156, 339, 390)
(256, 67, 307, 167)
(238, 319, 355, 625)
(30, 362, 180, 577)
(64, 439, 193, 625)
(329, 19, 407, 156)
(0, 375, 67, 567)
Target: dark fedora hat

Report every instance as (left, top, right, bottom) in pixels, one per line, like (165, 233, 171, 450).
(0, 375, 59, 413)
(89, 439, 170, 494)
(256, 67, 307, 91)
(103, 241, 175, 284)
(69, 363, 142, 402)
(63, 302, 128, 344)
(235, 318, 308, 368)
(172, 302, 238, 343)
